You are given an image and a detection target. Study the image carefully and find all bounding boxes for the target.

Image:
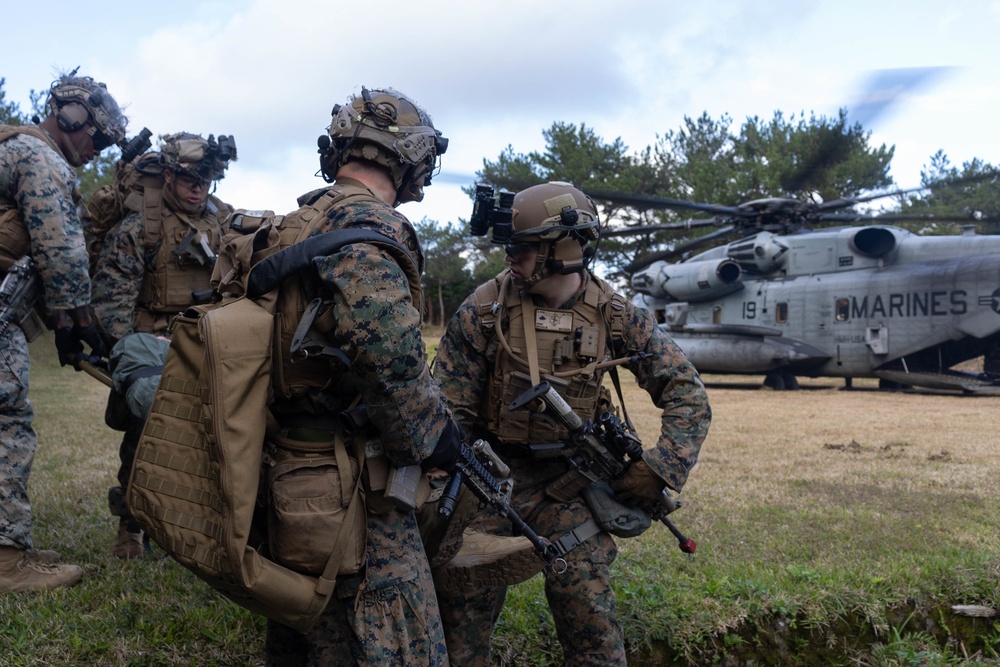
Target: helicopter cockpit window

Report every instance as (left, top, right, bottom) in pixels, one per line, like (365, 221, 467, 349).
(775, 302, 788, 324)
(836, 298, 850, 322)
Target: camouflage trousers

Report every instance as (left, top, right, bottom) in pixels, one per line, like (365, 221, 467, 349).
(0, 325, 36, 549)
(265, 506, 449, 667)
(436, 458, 625, 667)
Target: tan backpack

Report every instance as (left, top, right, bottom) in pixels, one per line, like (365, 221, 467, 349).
(126, 222, 415, 632)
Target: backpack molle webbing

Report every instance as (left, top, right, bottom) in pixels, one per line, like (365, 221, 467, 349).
(127, 227, 411, 632)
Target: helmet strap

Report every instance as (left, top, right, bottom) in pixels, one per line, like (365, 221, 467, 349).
(61, 127, 90, 167)
(549, 236, 586, 274)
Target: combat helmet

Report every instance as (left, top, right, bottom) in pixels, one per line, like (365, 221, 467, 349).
(508, 181, 601, 278)
(159, 132, 237, 184)
(46, 71, 127, 155)
(318, 87, 448, 205)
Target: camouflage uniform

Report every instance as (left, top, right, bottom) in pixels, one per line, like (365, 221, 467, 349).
(432, 270, 711, 666)
(0, 130, 92, 550)
(264, 185, 451, 666)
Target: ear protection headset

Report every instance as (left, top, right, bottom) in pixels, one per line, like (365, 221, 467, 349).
(56, 102, 91, 133)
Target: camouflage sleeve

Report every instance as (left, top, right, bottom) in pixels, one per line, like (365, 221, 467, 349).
(10, 137, 91, 308)
(314, 243, 450, 468)
(431, 294, 493, 434)
(91, 211, 145, 341)
(619, 301, 711, 492)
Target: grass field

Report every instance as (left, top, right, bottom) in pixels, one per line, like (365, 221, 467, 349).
(1, 332, 999, 666)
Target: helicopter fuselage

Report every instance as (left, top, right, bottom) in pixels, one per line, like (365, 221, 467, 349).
(633, 225, 1000, 392)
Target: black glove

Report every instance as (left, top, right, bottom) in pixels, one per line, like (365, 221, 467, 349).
(421, 418, 463, 473)
(72, 322, 107, 359)
(54, 327, 84, 368)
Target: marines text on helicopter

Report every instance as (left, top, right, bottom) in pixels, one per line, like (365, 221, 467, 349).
(588, 188, 1000, 394)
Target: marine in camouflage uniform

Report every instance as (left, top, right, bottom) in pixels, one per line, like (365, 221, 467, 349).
(89, 132, 235, 559)
(432, 182, 711, 666)
(0, 72, 126, 591)
(263, 88, 458, 666)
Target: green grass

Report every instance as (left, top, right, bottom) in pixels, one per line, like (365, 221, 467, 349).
(2, 332, 999, 665)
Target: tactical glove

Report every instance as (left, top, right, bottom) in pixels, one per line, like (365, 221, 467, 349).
(72, 322, 107, 359)
(54, 327, 84, 368)
(610, 460, 667, 505)
(421, 418, 463, 473)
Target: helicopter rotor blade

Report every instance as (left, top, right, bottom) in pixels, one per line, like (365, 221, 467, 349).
(600, 216, 722, 238)
(587, 190, 745, 217)
(625, 225, 737, 273)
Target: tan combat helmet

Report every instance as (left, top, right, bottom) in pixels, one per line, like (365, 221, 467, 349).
(509, 181, 601, 277)
(46, 71, 127, 163)
(318, 87, 448, 205)
(159, 132, 238, 184)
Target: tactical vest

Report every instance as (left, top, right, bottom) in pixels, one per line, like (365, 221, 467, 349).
(125, 163, 230, 333)
(0, 125, 68, 269)
(476, 270, 628, 445)
(216, 183, 423, 401)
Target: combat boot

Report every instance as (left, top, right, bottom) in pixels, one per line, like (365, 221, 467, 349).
(25, 548, 60, 565)
(432, 529, 544, 596)
(0, 546, 83, 592)
(418, 484, 481, 568)
(111, 518, 143, 560)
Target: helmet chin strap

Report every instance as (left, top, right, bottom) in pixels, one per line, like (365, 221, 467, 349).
(60, 127, 90, 167)
(513, 241, 557, 290)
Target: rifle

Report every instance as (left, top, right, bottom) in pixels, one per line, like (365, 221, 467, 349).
(509, 381, 697, 555)
(437, 439, 562, 567)
(0, 256, 44, 342)
(338, 401, 560, 568)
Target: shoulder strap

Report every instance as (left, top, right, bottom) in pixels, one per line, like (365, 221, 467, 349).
(473, 272, 505, 336)
(246, 228, 419, 301)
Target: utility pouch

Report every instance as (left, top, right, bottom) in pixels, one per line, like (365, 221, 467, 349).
(267, 433, 366, 577)
(545, 467, 592, 503)
(581, 482, 652, 538)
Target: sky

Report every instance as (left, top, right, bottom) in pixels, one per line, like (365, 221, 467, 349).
(4, 0, 999, 229)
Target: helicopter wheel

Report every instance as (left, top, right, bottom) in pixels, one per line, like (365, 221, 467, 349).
(764, 371, 799, 391)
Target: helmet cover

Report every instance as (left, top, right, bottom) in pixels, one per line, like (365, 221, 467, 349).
(318, 87, 447, 204)
(159, 132, 237, 182)
(47, 72, 127, 146)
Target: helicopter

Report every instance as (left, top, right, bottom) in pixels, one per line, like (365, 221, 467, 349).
(587, 187, 1000, 394)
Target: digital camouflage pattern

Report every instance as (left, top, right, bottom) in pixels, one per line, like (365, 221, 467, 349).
(266, 509, 447, 666)
(0, 130, 92, 550)
(0, 326, 35, 549)
(90, 210, 146, 340)
(0, 131, 91, 309)
(264, 183, 451, 665)
(432, 271, 711, 666)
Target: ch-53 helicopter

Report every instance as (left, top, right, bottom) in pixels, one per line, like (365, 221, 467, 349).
(587, 186, 1000, 394)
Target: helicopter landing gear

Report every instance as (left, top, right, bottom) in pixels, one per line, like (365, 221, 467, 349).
(763, 371, 799, 391)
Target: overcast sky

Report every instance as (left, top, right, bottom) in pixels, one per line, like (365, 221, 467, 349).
(5, 0, 999, 227)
